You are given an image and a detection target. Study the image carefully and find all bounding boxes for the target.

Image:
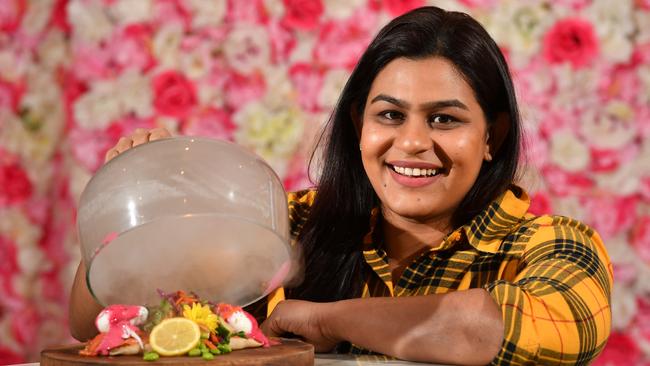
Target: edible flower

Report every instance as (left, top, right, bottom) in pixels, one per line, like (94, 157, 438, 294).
(182, 303, 218, 333)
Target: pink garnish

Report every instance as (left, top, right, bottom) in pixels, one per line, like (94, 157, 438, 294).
(94, 305, 146, 355)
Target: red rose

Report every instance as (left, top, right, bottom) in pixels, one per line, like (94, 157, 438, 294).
(382, 0, 425, 16)
(543, 17, 599, 69)
(152, 70, 197, 118)
(281, 0, 323, 31)
(0, 163, 32, 206)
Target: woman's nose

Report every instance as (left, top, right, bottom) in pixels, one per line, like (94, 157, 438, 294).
(394, 119, 433, 154)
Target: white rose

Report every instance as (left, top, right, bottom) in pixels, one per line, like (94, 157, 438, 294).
(152, 24, 184, 70)
(323, 0, 365, 19)
(224, 24, 271, 74)
(549, 130, 590, 172)
(179, 46, 211, 79)
(18, 247, 50, 276)
(482, 0, 553, 67)
(0, 49, 28, 82)
(116, 70, 152, 118)
(636, 10, 650, 44)
(186, 0, 227, 28)
(196, 79, 225, 108)
(288, 33, 316, 63)
(261, 66, 294, 107)
(73, 80, 122, 129)
(319, 68, 349, 110)
(550, 66, 600, 111)
(37, 30, 69, 71)
(580, 100, 636, 149)
(611, 283, 638, 330)
(595, 162, 640, 196)
(263, 0, 285, 18)
(0, 208, 42, 249)
(68, 0, 115, 44)
(69, 162, 92, 204)
(233, 101, 304, 167)
(637, 66, 650, 106)
(21, 0, 54, 35)
(109, 0, 153, 26)
(584, 0, 634, 63)
(551, 195, 586, 222)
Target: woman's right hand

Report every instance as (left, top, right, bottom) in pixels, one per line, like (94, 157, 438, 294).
(104, 127, 172, 163)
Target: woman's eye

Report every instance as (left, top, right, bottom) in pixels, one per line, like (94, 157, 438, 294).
(380, 111, 404, 120)
(429, 114, 456, 124)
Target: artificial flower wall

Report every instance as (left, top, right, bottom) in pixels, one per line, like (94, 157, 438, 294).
(0, 0, 649, 363)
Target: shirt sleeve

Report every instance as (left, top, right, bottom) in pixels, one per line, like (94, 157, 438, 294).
(485, 215, 613, 366)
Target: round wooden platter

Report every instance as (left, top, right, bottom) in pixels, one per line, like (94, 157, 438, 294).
(41, 339, 314, 366)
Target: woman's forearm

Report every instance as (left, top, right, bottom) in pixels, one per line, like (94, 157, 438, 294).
(68, 261, 103, 341)
(323, 288, 504, 365)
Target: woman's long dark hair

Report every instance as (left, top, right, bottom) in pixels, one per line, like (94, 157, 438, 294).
(289, 6, 522, 302)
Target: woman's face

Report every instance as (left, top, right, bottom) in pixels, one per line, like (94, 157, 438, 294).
(360, 56, 491, 225)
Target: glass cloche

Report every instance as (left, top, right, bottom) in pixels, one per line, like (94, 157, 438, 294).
(77, 137, 291, 307)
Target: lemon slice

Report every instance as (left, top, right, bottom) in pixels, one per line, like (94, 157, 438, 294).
(149, 317, 201, 356)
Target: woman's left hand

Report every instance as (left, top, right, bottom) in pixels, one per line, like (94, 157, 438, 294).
(260, 299, 339, 352)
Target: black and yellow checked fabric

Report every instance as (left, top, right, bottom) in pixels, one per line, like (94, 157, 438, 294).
(271, 186, 612, 365)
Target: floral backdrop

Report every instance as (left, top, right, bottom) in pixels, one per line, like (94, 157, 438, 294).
(0, 0, 649, 363)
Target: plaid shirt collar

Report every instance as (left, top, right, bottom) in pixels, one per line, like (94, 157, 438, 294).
(363, 185, 531, 254)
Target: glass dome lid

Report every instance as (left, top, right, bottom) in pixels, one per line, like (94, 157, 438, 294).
(77, 136, 291, 307)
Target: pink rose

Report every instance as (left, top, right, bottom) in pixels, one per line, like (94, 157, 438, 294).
(381, 0, 425, 16)
(224, 72, 266, 110)
(541, 165, 594, 196)
(591, 332, 641, 366)
(613, 263, 637, 286)
(528, 191, 553, 216)
(543, 17, 599, 69)
(583, 195, 637, 240)
(289, 63, 324, 112)
(268, 21, 296, 63)
(548, 0, 591, 10)
(632, 297, 650, 345)
(153, 0, 192, 29)
(0, 78, 24, 113)
(314, 11, 377, 69)
(631, 216, 650, 263)
(598, 64, 640, 105)
(182, 108, 236, 141)
(0, 0, 25, 33)
(226, 0, 266, 23)
(0, 162, 32, 206)
(106, 24, 156, 73)
(282, 0, 323, 31)
(152, 70, 197, 118)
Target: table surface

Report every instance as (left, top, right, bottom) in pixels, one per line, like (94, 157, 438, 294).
(14, 354, 444, 366)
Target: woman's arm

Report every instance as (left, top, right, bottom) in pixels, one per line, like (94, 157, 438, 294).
(68, 261, 103, 341)
(262, 288, 503, 365)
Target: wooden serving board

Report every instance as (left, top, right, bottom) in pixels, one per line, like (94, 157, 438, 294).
(41, 339, 314, 366)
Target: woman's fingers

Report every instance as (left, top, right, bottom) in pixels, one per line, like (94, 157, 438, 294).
(149, 127, 172, 141)
(131, 128, 151, 147)
(103, 128, 172, 163)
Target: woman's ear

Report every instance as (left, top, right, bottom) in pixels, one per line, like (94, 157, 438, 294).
(485, 112, 510, 161)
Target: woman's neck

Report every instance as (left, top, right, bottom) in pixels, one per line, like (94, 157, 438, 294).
(380, 208, 452, 278)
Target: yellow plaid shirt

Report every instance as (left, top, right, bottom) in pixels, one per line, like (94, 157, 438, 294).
(255, 186, 613, 365)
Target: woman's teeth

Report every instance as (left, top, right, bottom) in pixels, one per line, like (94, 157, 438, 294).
(392, 165, 439, 177)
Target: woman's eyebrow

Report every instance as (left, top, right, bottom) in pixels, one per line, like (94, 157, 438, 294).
(370, 93, 469, 111)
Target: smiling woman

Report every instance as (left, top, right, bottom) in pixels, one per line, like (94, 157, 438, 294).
(69, 5, 613, 366)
